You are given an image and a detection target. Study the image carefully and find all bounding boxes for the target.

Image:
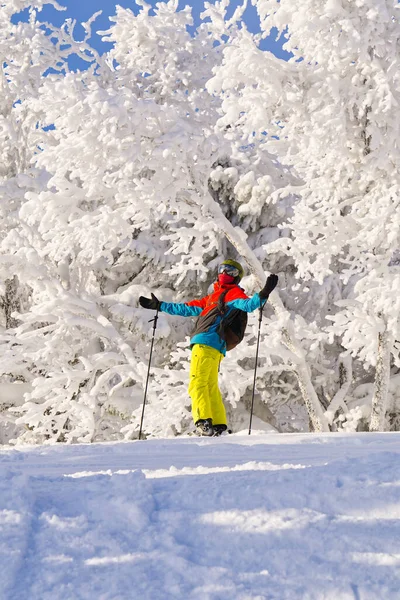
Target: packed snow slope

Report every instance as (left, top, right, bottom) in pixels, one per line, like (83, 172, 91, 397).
(1, 432, 399, 600)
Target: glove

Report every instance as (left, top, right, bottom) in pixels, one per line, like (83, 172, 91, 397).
(139, 293, 161, 311)
(259, 274, 278, 300)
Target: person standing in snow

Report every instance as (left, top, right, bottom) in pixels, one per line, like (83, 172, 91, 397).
(139, 260, 278, 436)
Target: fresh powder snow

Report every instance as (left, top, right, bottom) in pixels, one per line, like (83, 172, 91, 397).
(1, 431, 399, 599)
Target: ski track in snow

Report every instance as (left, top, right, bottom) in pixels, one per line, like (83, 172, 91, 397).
(0, 432, 399, 600)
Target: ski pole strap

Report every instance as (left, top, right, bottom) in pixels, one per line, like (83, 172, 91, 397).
(149, 311, 159, 330)
(258, 298, 266, 322)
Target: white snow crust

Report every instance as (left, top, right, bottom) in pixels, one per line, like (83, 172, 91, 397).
(0, 432, 399, 599)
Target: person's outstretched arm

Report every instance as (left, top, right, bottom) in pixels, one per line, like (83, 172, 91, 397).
(228, 274, 279, 313)
(139, 293, 207, 317)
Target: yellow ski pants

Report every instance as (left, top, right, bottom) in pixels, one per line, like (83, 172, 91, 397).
(188, 344, 226, 426)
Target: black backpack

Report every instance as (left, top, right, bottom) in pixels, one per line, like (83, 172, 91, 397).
(217, 290, 248, 351)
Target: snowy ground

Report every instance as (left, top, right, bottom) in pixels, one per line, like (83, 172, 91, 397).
(0, 432, 399, 600)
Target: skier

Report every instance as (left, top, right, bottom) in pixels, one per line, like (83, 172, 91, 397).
(139, 260, 278, 436)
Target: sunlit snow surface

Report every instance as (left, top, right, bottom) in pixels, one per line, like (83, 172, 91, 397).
(1, 432, 399, 600)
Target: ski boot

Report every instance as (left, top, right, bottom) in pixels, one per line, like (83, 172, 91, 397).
(213, 424, 231, 437)
(195, 419, 214, 436)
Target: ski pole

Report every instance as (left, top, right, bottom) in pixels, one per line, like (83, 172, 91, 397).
(248, 299, 266, 435)
(138, 307, 159, 440)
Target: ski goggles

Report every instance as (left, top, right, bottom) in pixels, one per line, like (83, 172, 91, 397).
(218, 264, 240, 277)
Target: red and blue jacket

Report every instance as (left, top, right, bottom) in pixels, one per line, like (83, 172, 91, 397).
(160, 281, 263, 355)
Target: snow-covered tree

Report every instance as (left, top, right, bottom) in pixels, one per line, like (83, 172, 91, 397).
(4, 0, 399, 444)
(0, 1, 302, 443)
(208, 0, 400, 431)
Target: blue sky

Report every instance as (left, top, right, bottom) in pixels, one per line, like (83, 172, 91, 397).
(15, 0, 290, 66)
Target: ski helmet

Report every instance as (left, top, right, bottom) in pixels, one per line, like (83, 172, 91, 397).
(219, 259, 244, 282)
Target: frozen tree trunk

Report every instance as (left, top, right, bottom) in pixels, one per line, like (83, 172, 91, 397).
(269, 304, 330, 433)
(325, 356, 352, 426)
(0, 276, 21, 329)
(205, 200, 330, 433)
(370, 325, 391, 432)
